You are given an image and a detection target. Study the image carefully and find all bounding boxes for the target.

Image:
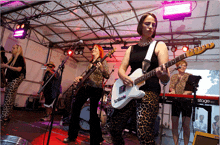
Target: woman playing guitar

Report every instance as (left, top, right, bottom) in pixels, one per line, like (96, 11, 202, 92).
(63, 44, 110, 145)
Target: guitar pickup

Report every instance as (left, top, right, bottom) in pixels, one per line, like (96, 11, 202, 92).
(119, 85, 126, 94)
(114, 95, 126, 103)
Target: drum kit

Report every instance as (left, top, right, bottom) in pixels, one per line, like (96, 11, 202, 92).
(79, 85, 114, 131)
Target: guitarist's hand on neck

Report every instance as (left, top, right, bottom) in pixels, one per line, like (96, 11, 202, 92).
(73, 76, 83, 86)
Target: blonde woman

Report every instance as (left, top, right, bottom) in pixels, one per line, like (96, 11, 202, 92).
(1, 44, 26, 122)
(169, 60, 193, 145)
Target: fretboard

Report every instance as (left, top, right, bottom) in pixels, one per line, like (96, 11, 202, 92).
(134, 53, 187, 85)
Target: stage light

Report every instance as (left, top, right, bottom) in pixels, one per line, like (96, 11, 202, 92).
(163, 1, 192, 20)
(67, 50, 73, 56)
(182, 46, 189, 52)
(64, 49, 73, 56)
(171, 46, 177, 52)
(74, 46, 84, 55)
(13, 21, 30, 39)
(79, 50, 83, 55)
(74, 50, 79, 55)
(121, 46, 129, 49)
(103, 46, 113, 50)
(121, 41, 129, 49)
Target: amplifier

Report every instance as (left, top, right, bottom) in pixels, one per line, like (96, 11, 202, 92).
(25, 96, 40, 110)
(192, 131, 219, 145)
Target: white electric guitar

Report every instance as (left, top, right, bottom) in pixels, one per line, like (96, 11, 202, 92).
(111, 43, 215, 109)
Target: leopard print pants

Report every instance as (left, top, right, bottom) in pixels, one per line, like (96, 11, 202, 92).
(109, 91, 159, 145)
(1, 74, 24, 119)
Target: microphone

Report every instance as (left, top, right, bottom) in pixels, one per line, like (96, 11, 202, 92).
(170, 66, 181, 74)
(175, 66, 181, 70)
(75, 40, 83, 45)
(70, 40, 83, 49)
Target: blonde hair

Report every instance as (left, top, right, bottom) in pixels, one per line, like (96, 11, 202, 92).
(8, 44, 24, 66)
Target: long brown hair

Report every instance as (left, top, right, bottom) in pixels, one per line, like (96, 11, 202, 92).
(137, 13, 158, 38)
(7, 44, 24, 66)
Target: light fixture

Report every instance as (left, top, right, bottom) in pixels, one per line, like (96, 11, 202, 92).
(182, 46, 189, 52)
(163, 1, 192, 20)
(171, 46, 177, 52)
(121, 41, 129, 49)
(74, 46, 84, 55)
(67, 50, 73, 56)
(103, 46, 113, 50)
(64, 49, 73, 56)
(13, 21, 30, 39)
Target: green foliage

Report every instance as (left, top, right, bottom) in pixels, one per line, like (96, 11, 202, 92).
(208, 70, 219, 83)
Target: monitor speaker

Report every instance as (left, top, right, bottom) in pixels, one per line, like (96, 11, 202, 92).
(1, 135, 32, 145)
(192, 131, 219, 145)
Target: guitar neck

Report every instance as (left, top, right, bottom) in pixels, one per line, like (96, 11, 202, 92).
(83, 56, 107, 79)
(134, 53, 187, 85)
(78, 51, 112, 87)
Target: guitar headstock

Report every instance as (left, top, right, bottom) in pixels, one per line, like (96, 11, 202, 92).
(186, 42, 215, 57)
(107, 47, 116, 57)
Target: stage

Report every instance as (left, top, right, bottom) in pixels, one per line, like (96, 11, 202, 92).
(0, 108, 197, 145)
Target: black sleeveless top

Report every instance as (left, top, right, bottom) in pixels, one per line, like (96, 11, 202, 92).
(129, 43, 161, 95)
(6, 55, 26, 82)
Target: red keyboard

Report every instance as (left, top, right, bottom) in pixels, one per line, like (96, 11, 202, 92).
(159, 93, 219, 105)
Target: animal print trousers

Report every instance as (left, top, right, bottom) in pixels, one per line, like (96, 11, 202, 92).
(1, 74, 24, 119)
(109, 91, 159, 145)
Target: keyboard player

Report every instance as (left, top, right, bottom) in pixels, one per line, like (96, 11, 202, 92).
(169, 60, 194, 145)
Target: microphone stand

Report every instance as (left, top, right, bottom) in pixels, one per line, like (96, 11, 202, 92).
(159, 83, 167, 145)
(38, 56, 69, 145)
(192, 82, 198, 122)
(159, 67, 178, 145)
(99, 68, 114, 120)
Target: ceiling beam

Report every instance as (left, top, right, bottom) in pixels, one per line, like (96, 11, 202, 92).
(1, 1, 50, 15)
(52, 29, 219, 44)
(203, 1, 209, 30)
(52, 36, 219, 48)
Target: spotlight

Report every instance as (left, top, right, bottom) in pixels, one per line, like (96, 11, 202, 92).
(74, 46, 84, 55)
(79, 50, 83, 55)
(103, 46, 113, 50)
(163, 1, 192, 20)
(64, 49, 73, 56)
(182, 46, 189, 52)
(121, 41, 129, 49)
(74, 50, 79, 55)
(67, 50, 73, 56)
(171, 46, 177, 52)
(13, 21, 30, 39)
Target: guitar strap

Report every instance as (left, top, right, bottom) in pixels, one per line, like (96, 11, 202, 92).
(142, 40, 157, 74)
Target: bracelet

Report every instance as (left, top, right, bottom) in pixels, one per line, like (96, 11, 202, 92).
(7, 65, 10, 69)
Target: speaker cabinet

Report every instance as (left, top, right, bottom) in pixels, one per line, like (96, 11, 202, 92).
(192, 131, 219, 145)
